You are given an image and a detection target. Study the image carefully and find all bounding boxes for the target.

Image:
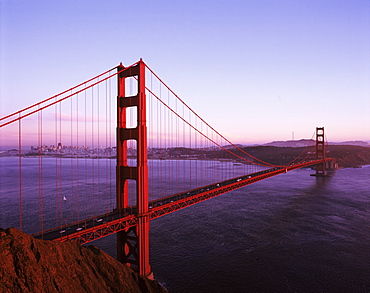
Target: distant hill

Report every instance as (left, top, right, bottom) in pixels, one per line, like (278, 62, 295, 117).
(326, 145, 370, 168)
(161, 143, 370, 168)
(262, 140, 370, 148)
(329, 141, 370, 147)
(239, 145, 370, 168)
(262, 139, 315, 148)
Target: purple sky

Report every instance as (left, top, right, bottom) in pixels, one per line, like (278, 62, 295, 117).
(1, 0, 369, 144)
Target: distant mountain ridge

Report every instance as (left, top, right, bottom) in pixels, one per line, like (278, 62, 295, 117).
(329, 141, 370, 147)
(262, 139, 315, 147)
(261, 140, 370, 148)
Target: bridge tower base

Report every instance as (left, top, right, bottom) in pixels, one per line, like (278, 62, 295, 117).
(116, 60, 152, 278)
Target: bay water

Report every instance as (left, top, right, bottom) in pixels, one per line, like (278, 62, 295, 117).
(1, 157, 369, 292)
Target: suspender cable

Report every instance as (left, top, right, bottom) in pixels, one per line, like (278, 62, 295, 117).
(97, 81, 101, 216)
(70, 90, 74, 224)
(59, 98, 63, 228)
(90, 85, 93, 215)
(38, 106, 44, 236)
(18, 113, 22, 231)
(76, 93, 80, 223)
(105, 79, 109, 214)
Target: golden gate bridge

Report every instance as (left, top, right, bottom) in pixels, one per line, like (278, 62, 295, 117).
(0, 59, 333, 278)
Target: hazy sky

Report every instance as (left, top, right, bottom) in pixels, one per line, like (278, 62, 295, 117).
(1, 0, 369, 144)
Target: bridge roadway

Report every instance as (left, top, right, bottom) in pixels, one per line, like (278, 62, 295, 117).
(33, 159, 328, 244)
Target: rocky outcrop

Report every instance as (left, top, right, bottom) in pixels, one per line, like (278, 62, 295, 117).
(0, 228, 167, 293)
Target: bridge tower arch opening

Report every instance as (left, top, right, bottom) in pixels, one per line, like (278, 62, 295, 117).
(116, 60, 152, 278)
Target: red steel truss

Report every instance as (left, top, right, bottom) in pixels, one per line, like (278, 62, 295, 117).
(50, 158, 331, 245)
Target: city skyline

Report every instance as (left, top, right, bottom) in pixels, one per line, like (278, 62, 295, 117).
(1, 1, 369, 144)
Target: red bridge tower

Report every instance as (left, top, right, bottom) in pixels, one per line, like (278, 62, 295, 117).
(116, 60, 152, 278)
(314, 127, 327, 176)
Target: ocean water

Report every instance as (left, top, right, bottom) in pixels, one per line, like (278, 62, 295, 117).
(1, 157, 369, 292)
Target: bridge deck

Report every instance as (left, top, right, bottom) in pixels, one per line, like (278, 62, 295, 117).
(33, 159, 330, 244)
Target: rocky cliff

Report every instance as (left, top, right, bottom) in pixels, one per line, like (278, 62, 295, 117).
(0, 228, 167, 293)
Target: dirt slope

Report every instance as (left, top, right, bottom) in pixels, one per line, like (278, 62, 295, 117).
(0, 228, 167, 293)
